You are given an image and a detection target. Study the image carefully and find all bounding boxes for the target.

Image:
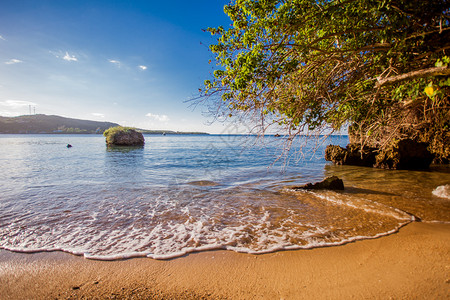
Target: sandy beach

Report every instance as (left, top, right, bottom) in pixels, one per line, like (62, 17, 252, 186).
(0, 222, 448, 299)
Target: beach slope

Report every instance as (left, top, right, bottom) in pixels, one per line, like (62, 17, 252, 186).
(0, 222, 449, 299)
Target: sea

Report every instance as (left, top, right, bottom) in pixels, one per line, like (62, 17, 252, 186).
(0, 134, 449, 260)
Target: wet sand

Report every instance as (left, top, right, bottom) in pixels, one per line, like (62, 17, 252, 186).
(0, 222, 449, 299)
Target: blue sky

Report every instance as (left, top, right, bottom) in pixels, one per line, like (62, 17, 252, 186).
(0, 0, 234, 133)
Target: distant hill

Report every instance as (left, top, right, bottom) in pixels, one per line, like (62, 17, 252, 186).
(0, 114, 210, 135)
(0, 114, 120, 134)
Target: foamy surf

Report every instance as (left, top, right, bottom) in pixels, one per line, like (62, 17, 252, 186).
(432, 184, 450, 199)
(1, 134, 448, 261)
(0, 184, 414, 261)
(0, 220, 411, 261)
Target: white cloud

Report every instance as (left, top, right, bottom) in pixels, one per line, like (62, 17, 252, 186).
(63, 52, 78, 62)
(109, 59, 121, 67)
(5, 59, 23, 65)
(146, 113, 169, 122)
(0, 99, 36, 108)
(138, 65, 147, 70)
(91, 112, 105, 118)
(0, 35, 5, 41)
(0, 111, 16, 116)
(0, 100, 37, 116)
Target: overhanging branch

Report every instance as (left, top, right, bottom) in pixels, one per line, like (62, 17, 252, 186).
(376, 66, 450, 88)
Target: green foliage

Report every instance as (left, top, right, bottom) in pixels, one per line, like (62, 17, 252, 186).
(61, 127, 88, 133)
(103, 126, 135, 144)
(426, 56, 450, 100)
(103, 126, 134, 137)
(202, 0, 450, 153)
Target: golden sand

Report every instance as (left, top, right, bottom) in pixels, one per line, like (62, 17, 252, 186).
(1, 222, 449, 299)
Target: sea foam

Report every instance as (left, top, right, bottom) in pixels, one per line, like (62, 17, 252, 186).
(1, 134, 449, 261)
(432, 184, 450, 199)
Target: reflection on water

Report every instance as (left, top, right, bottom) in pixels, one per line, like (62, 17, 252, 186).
(0, 134, 448, 260)
(106, 145, 145, 153)
(104, 145, 145, 182)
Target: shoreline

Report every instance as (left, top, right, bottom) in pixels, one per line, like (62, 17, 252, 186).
(0, 219, 414, 261)
(1, 222, 449, 299)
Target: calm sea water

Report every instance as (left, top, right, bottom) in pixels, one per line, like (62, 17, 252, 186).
(0, 134, 449, 260)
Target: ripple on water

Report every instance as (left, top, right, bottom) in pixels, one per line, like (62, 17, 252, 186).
(0, 135, 447, 260)
(0, 182, 412, 260)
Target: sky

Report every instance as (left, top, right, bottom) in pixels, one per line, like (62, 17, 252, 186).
(0, 0, 235, 133)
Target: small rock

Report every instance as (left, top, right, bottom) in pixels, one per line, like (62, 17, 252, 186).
(293, 176, 344, 191)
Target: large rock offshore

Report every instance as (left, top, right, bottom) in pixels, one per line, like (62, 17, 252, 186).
(104, 127, 145, 146)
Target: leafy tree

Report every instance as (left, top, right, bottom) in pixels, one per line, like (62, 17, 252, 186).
(201, 0, 450, 161)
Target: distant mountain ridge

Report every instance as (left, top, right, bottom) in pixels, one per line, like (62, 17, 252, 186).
(0, 114, 121, 134)
(0, 114, 209, 135)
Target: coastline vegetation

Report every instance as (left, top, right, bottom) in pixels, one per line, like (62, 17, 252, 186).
(201, 0, 449, 162)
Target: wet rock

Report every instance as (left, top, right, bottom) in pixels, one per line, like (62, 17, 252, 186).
(293, 176, 344, 191)
(325, 143, 377, 167)
(324, 140, 433, 169)
(344, 143, 378, 167)
(104, 126, 145, 146)
(374, 139, 434, 170)
(324, 145, 347, 165)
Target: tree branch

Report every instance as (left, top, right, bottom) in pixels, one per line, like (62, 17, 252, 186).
(376, 66, 450, 88)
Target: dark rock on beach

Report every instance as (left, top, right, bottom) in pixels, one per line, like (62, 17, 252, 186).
(293, 176, 345, 191)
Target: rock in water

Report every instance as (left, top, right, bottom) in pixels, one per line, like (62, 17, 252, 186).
(374, 139, 434, 170)
(324, 145, 347, 165)
(325, 139, 433, 169)
(293, 176, 345, 191)
(325, 143, 377, 167)
(103, 126, 145, 146)
(344, 143, 378, 167)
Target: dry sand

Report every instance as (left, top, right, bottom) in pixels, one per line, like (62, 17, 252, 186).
(0, 222, 449, 299)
